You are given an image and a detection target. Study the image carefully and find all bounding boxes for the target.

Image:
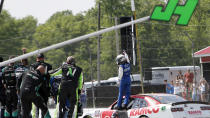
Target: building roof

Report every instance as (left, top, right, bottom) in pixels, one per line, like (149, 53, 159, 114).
(194, 46, 210, 57)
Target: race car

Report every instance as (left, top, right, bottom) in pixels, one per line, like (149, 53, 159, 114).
(83, 93, 210, 118)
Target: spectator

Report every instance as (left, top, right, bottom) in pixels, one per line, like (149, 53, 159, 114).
(192, 82, 199, 101)
(197, 85, 201, 101)
(80, 89, 87, 108)
(177, 70, 184, 81)
(184, 69, 194, 100)
(164, 80, 174, 94)
(176, 71, 185, 97)
(184, 69, 194, 84)
(184, 69, 194, 85)
(207, 81, 210, 102)
(174, 80, 181, 96)
(171, 80, 174, 94)
(199, 77, 209, 102)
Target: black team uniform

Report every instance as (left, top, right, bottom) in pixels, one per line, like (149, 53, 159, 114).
(2, 65, 18, 118)
(51, 62, 83, 118)
(0, 65, 6, 118)
(16, 64, 28, 118)
(30, 54, 52, 118)
(20, 69, 51, 118)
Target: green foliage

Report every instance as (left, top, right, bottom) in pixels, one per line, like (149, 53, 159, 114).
(0, 0, 209, 82)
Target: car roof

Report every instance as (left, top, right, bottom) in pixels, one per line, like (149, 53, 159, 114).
(152, 66, 200, 70)
(131, 93, 177, 98)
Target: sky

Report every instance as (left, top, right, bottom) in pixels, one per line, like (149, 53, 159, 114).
(3, 0, 95, 24)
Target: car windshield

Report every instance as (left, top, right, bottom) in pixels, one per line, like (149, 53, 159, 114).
(150, 95, 187, 104)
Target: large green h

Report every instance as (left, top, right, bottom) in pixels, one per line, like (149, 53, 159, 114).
(151, 0, 199, 25)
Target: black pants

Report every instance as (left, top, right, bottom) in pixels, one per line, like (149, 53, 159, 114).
(0, 88, 6, 118)
(35, 84, 50, 118)
(5, 88, 18, 118)
(0, 88, 6, 106)
(17, 94, 22, 118)
(20, 88, 49, 118)
(59, 84, 76, 118)
(34, 97, 48, 118)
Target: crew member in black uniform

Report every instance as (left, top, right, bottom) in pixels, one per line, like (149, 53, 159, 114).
(16, 59, 28, 118)
(2, 56, 18, 118)
(16, 48, 29, 118)
(0, 57, 6, 118)
(30, 53, 52, 118)
(20, 65, 51, 118)
(51, 56, 83, 118)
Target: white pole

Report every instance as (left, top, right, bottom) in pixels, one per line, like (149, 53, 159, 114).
(131, 16, 136, 66)
(115, 17, 120, 55)
(131, 0, 135, 11)
(0, 16, 150, 67)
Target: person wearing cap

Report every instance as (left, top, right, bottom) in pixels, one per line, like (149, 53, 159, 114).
(16, 48, 29, 118)
(0, 57, 6, 118)
(1, 56, 18, 118)
(115, 51, 131, 110)
(30, 53, 52, 118)
(20, 65, 51, 118)
(51, 56, 83, 118)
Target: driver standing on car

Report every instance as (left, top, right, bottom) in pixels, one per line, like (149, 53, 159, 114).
(116, 51, 131, 110)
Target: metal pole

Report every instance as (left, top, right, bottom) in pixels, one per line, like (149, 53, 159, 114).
(200, 58, 203, 77)
(0, 16, 150, 67)
(138, 40, 144, 93)
(184, 32, 196, 83)
(131, 0, 144, 93)
(97, 2, 101, 86)
(87, 40, 96, 108)
(192, 42, 196, 80)
(115, 17, 120, 55)
(0, 0, 5, 14)
(184, 32, 197, 97)
(131, 17, 136, 66)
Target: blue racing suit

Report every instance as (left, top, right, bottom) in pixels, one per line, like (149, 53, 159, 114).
(117, 63, 131, 108)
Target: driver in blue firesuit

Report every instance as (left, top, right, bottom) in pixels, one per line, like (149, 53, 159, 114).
(116, 51, 131, 110)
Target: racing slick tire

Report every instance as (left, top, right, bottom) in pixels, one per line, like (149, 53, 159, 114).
(112, 110, 128, 118)
(83, 115, 93, 118)
(140, 116, 149, 118)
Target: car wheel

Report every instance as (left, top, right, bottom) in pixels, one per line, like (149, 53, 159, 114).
(83, 115, 93, 118)
(140, 116, 149, 118)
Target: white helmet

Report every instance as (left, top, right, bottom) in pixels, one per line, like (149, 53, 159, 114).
(116, 54, 127, 65)
(66, 56, 75, 65)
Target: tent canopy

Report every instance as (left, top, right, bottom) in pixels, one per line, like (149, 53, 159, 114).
(194, 46, 210, 58)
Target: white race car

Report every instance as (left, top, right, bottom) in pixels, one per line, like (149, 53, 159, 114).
(83, 93, 210, 118)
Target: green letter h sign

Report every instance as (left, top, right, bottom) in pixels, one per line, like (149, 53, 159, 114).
(151, 0, 198, 25)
